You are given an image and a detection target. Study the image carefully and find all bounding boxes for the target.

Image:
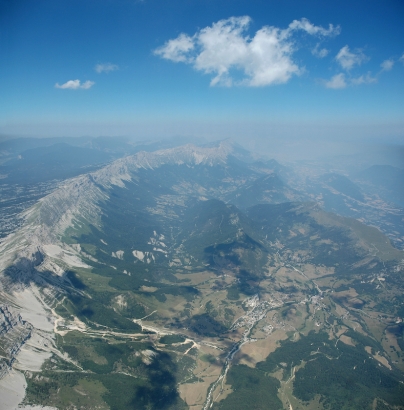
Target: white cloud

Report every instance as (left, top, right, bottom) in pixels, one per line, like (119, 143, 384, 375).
(95, 63, 119, 73)
(55, 79, 81, 89)
(336, 46, 367, 70)
(312, 43, 329, 58)
(380, 59, 394, 71)
(324, 71, 376, 89)
(155, 33, 194, 62)
(351, 72, 377, 85)
(287, 18, 340, 36)
(80, 80, 95, 89)
(325, 73, 346, 89)
(154, 16, 340, 87)
(55, 79, 95, 89)
(400, 53, 404, 64)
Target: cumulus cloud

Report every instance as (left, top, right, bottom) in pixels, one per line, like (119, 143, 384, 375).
(336, 46, 367, 70)
(55, 79, 95, 89)
(155, 33, 194, 62)
(380, 59, 394, 71)
(154, 16, 340, 87)
(95, 63, 119, 73)
(325, 73, 346, 89)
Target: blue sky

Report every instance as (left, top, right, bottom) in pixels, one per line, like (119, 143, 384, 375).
(1, 0, 403, 146)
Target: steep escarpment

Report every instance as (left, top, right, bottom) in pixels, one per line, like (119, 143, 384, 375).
(0, 305, 33, 379)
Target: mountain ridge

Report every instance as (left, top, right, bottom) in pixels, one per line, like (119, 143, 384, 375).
(0, 142, 403, 410)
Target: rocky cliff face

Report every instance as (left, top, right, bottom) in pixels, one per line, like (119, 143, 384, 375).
(0, 304, 33, 379)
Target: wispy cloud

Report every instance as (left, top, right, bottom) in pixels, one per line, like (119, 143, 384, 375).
(324, 71, 376, 89)
(336, 46, 367, 70)
(287, 18, 340, 36)
(351, 72, 377, 85)
(55, 79, 95, 89)
(325, 73, 346, 89)
(400, 53, 404, 64)
(154, 16, 340, 87)
(312, 43, 329, 58)
(380, 59, 394, 71)
(95, 63, 119, 73)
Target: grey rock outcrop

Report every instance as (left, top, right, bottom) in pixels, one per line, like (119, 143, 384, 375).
(0, 304, 33, 379)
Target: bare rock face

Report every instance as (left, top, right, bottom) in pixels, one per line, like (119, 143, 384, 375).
(0, 304, 33, 379)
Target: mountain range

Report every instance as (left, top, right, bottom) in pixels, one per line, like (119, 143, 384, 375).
(0, 139, 403, 410)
